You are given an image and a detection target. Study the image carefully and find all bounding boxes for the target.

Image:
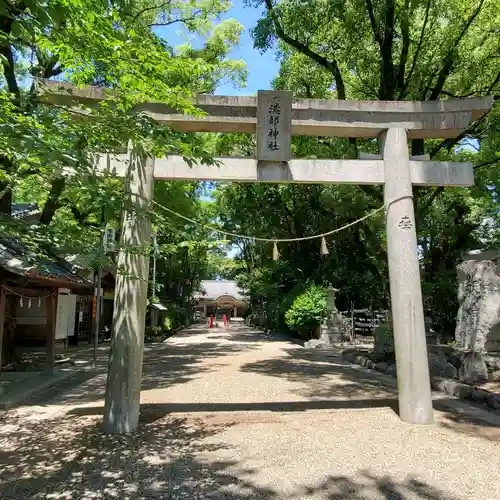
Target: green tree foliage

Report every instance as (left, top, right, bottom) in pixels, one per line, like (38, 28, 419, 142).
(284, 284, 328, 339)
(151, 182, 224, 308)
(1, 0, 246, 310)
(215, 0, 500, 335)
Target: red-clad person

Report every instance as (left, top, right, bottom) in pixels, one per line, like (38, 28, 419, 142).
(208, 313, 214, 328)
(223, 314, 228, 328)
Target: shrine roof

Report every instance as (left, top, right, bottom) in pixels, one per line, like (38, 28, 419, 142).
(195, 280, 244, 300)
(0, 236, 93, 288)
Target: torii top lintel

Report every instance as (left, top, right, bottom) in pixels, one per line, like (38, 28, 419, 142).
(39, 79, 493, 140)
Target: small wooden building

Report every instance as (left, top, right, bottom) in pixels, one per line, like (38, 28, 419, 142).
(0, 236, 93, 371)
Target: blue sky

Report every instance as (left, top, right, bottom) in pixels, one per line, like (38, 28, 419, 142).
(153, 3, 280, 95)
(152, 3, 479, 259)
(153, 4, 281, 258)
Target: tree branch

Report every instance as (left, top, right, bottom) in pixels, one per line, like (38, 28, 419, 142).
(131, 0, 172, 23)
(379, 0, 396, 99)
(400, 0, 431, 99)
(0, 18, 20, 99)
(67, 204, 99, 228)
(302, 80, 312, 98)
(487, 70, 500, 93)
(365, 0, 381, 44)
(428, 0, 485, 100)
(39, 177, 66, 225)
(263, 0, 346, 99)
(430, 113, 487, 158)
(149, 11, 201, 28)
(396, 0, 410, 93)
(352, 71, 378, 98)
(473, 156, 500, 171)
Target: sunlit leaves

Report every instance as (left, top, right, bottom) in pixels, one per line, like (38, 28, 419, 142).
(1, 0, 246, 307)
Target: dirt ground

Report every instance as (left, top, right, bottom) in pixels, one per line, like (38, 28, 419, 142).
(1, 323, 499, 499)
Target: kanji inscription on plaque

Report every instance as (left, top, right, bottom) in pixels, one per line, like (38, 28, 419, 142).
(256, 90, 292, 161)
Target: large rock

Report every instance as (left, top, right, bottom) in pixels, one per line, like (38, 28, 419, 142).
(427, 351, 458, 379)
(455, 260, 500, 352)
(484, 355, 500, 371)
(374, 362, 390, 372)
(459, 351, 488, 385)
(304, 339, 329, 350)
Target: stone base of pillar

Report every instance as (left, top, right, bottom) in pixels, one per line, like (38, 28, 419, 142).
(320, 327, 342, 345)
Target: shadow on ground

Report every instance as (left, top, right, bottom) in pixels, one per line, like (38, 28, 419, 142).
(435, 404, 500, 441)
(239, 346, 500, 439)
(22, 326, 500, 442)
(205, 326, 304, 347)
(0, 409, 461, 500)
(66, 398, 399, 418)
(22, 327, 263, 407)
(140, 337, 258, 391)
(239, 347, 397, 401)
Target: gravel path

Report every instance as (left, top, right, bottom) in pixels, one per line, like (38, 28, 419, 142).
(1, 322, 499, 499)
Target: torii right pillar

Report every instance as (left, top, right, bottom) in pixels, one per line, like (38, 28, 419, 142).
(380, 128, 434, 425)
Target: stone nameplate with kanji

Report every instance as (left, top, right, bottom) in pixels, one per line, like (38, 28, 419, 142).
(256, 90, 293, 161)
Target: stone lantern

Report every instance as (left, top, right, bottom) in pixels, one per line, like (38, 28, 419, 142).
(319, 286, 345, 344)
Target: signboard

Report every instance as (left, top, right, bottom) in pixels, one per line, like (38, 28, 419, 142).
(55, 294, 69, 339)
(256, 90, 293, 161)
(67, 294, 77, 337)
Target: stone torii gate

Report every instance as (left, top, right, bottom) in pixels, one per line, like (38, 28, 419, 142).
(41, 81, 493, 433)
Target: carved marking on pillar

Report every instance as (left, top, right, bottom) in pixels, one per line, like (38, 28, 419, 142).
(398, 215, 412, 230)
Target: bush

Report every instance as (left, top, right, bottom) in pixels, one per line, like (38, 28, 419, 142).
(160, 305, 191, 333)
(162, 316, 173, 332)
(145, 326, 164, 342)
(145, 326, 162, 336)
(284, 285, 328, 339)
(373, 324, 394, 354)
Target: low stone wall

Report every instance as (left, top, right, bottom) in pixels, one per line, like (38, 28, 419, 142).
(341, 349, 500, 412)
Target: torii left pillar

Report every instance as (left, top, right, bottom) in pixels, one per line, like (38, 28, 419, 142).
(103, 143, 154, 434)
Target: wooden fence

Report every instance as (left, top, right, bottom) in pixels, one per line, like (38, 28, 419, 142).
(339, 308, 389, 338)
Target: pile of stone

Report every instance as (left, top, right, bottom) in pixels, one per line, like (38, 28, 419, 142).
(336, 255, 500, 411)
(341, 348, 500, 411)
(485, 354, 500, 381)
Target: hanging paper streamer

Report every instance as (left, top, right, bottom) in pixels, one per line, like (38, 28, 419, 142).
(20, 297, 23, 307)
(272, 242, 280, 261)
(28, 299, 32, 308)
(38, 297, 42, 308)
(320, 237, 329, 255)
